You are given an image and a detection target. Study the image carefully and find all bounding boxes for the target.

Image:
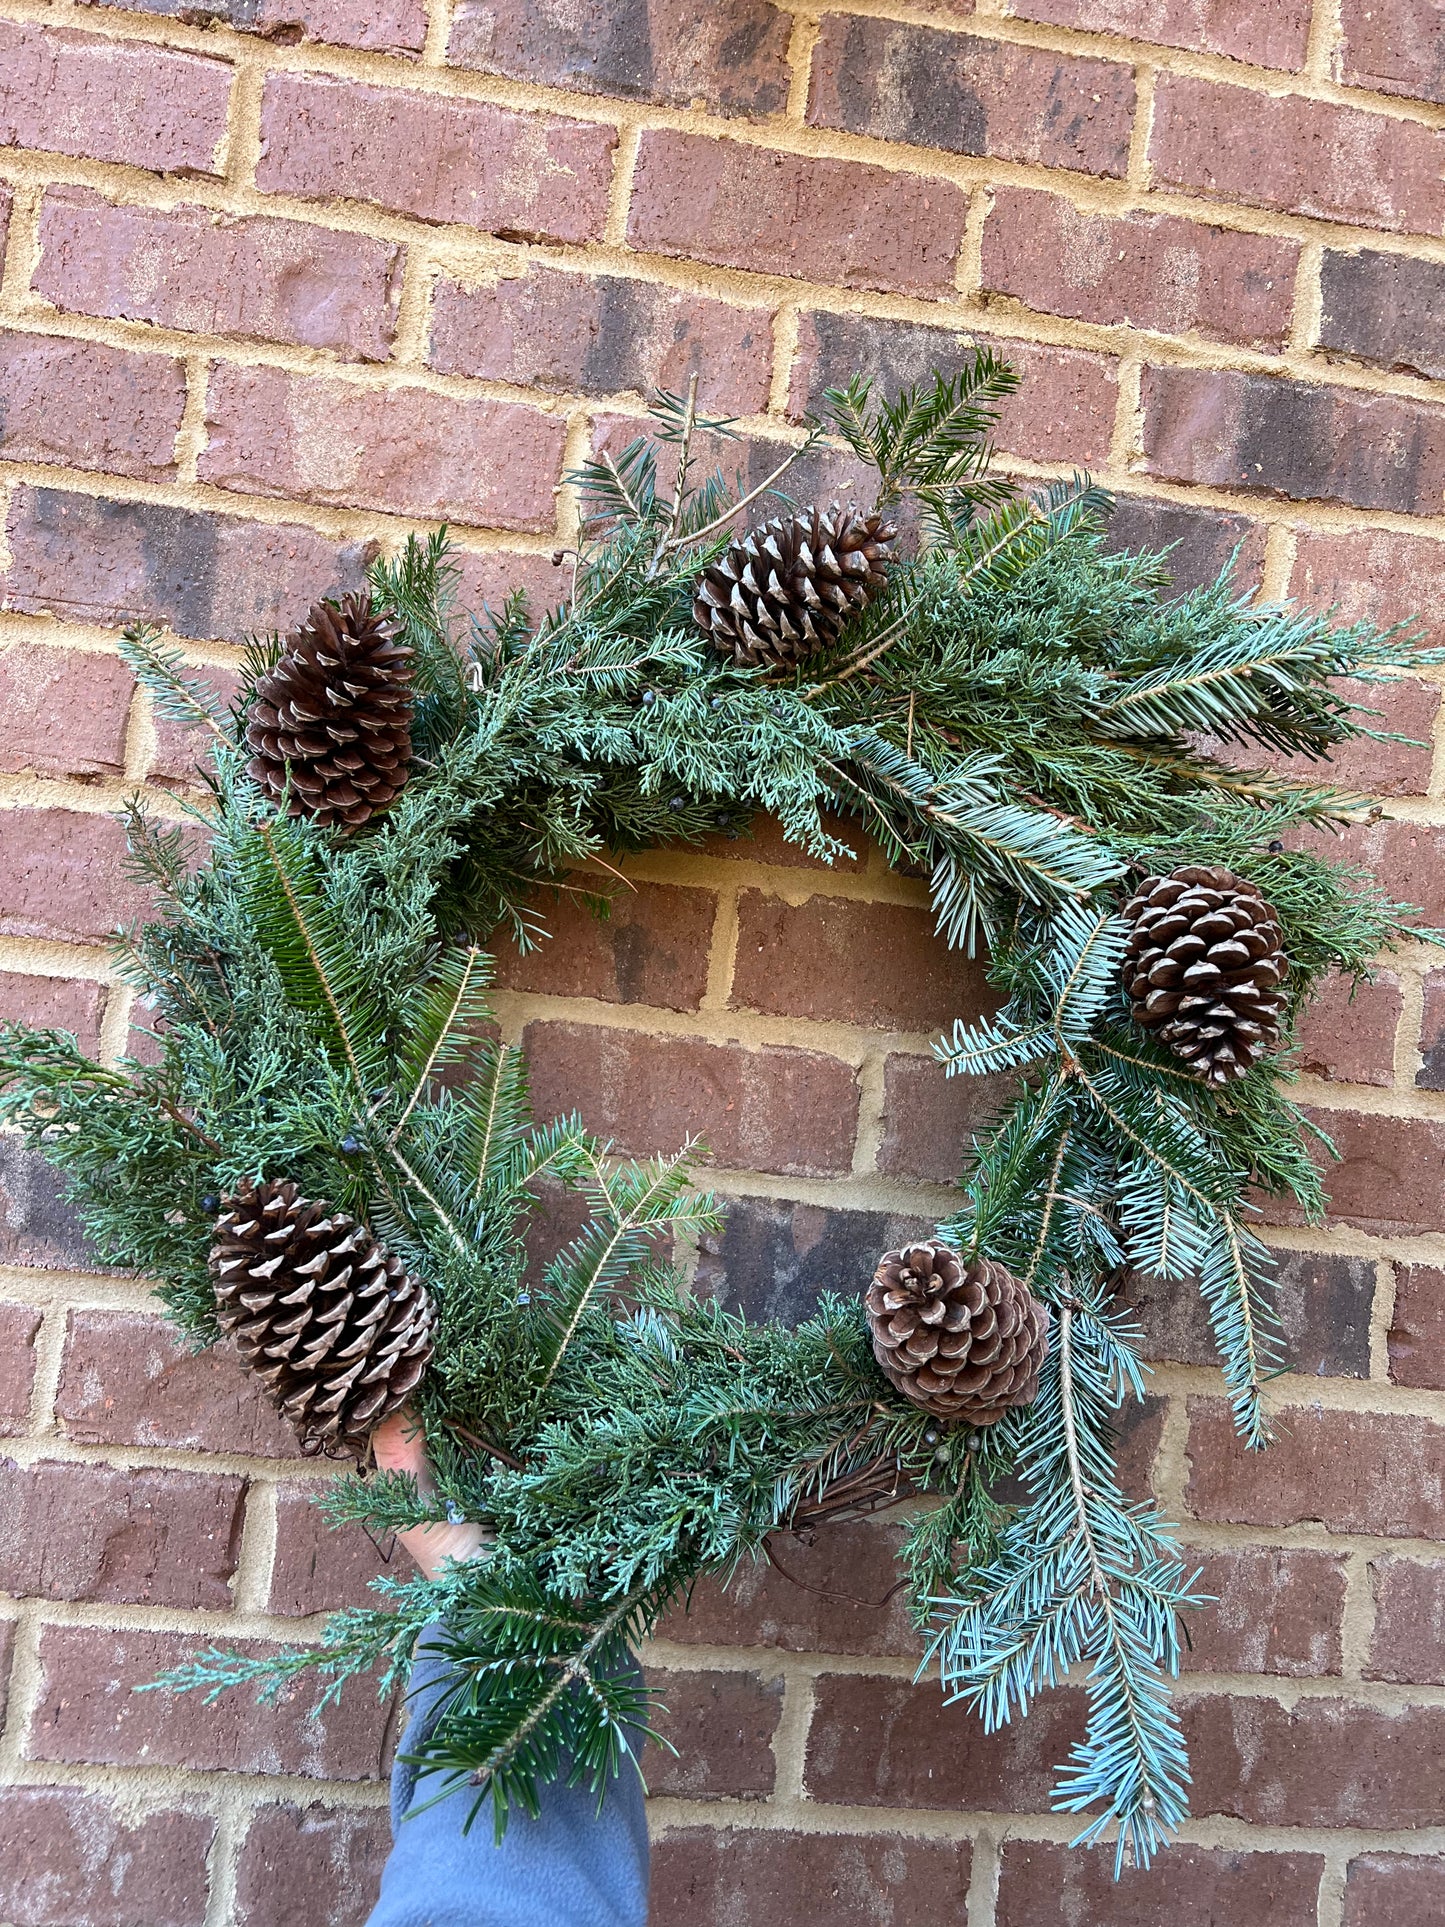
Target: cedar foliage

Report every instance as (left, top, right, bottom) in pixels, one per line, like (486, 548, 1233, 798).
(0, 365, 1436, 1873)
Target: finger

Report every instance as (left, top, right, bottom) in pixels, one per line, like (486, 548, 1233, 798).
(371, 1406, 430, 1485)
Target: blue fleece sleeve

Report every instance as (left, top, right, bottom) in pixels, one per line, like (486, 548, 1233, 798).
(365, 1629, 650, 1927)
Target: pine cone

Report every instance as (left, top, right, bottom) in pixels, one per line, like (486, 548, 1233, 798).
(865, 1243, 1049, 1426)
(210, 1178, 435, 1459)
(693, 503, 895, 668)
(1123, 864, 1288, 1087)
(245, 594, 414, 832)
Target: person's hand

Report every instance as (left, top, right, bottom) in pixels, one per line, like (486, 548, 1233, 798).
(371, 1407, 490, 1581)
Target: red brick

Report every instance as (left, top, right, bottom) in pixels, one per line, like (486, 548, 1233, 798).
(702, 810, 867, 872)
(1186, 1398, 1445, 1537)
(0, 1787, 213, 1927)
(56, 1308, 301, 1457)
(0, 641, 133, 779)
(627, 132, 967, 300)
(1299, 816, 1445, 924)
(1366, 1557, 1445, 1684)
(0, 22, 232, 175)
(809, 17, 1134, 178)
(1340, 0, 1445, 105)
(1319, 249, 1445, 382)
(82, 0, 428, 56)
(695, 1195, 934, 1325)
(1183, 1694, 1445, 1828)
(1140, 365, 1445, 513)
(877, 1053, 1016, 1184)
(1126, 1246, 1375, 1379)
(0, 1140, 97, 1273)
(1293, 967, 1401, 1086)
(3, 486, 373, 645)
(646, 1668, 781, 1798)
(256, 73, 615, 242)
(447, 0, 792, 117)
(981, 186, 1298, 348)
(662, 1518, 918, 1659)
(1344, 1853, 1445, 1925)
(452, 548, 565, 623)
(1183, 1546, 1346, 1676)
(1015, 0, 1310, 64)
(1291, 527, 1445, 651)
(1105, 497, 1267, 593)
(148, 665, 243, 788)
(522, 1021, 859, 1177)
(0, 333, 185, 482)
(0, 972, 105, 1056)
(269, 1481, 391, 1617)
(429, 267, 772, 415)
(997, 1840, 1322, 1927)
(1150, 75, 1445, 234)
(235, 1803, 392, 1927)
(30, 1625, 393, 1778)
(200, 366, 565, 529)
(1303, 1104, 1445, 1236)
(1388, 1262, 1445, 1388)
(0, 1459, 244, 1608)
(494, 880, 716, 1011)
(35, 188, 402, 361)
(653, 1829, 972, 1927)
(0, 809, 153, 945)
(1219, 675, 1439, 798)
(0, 1303, 41, 1436)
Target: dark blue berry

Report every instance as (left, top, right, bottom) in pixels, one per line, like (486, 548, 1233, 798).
(339, 1132, 363, 1156)
(640, 688, 657, 707)
(1268, 840, 1284, 853)
(201, 1194, 219, 1214)
(668, 796, 685, 813)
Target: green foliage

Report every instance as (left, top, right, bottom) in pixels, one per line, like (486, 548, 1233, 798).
(1, 368, 1436, 1874)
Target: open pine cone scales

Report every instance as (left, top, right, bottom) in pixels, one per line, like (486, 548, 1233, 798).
(1123, 864, 1288, 1086)
(693, 502, 895, 668)
(865, 1243, 1049, 1426)
(210, 1178, 435, 1459)
(246, 593, 414, 831)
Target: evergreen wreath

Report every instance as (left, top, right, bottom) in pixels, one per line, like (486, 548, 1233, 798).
(2, 360, 1436, 1876)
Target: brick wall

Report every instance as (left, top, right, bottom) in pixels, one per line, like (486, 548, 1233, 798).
(1, 0, 1443, 1921)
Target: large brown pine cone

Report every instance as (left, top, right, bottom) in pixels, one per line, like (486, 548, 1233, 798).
(693, 503, 895, 668)
(865, 1243, 1049, 1426)
(210, 1178, 435, 1459)
(1123, 864, 1287, 1086)
(245, 594, 414, 831)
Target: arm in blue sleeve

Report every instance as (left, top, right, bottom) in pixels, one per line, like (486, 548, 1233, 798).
(366, 1628, 650, 1927)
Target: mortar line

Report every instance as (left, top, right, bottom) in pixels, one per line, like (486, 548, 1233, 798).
(1336, 1547, 1376, 1681)
(700, 885, 741, 1013)
(964, 1825, 1003, 1927)
(1315, 1846, 1349, 1927)
(783, 10, 822, 124)
(1366, 1258, 1399, 1382)
(230, 1480, 279, 1618)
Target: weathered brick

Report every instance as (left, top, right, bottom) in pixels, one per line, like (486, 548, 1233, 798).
(1344, 1853, 1445, 1925)
(1366, 1557, 1445, 1684)
(81, 0, 428, 56)
(1388, 1262, 1445, 1389)
(809, 17, 1134, 178)
(695, 1195, 933, 1325)
(269, 1481, 391, 1617)
(1340, 0, 1445, 105)
(522, 1022, 860, 1177)
(0, 1303, 42, 1436)
(0, 809, 153, 945)
(1187, 1398, 1444, 1537)
(653, 1828, 972, 1927)
(702, 809, 868, 872)
(56, 1307, 301, 1457)
(627, 132, 968, 300)
(235, 1803, 392, 1927)
(1124, 1247, 1376, 1379)
(494, 879, 716, 1011)
(1149, 76, 1445, 234)
(0, 1459, 244, 1608)
(35, 188, 402, 361)
(789, 311, 1119, 466)
(0, 640, 134, 778)
(1301, 1103, 1445, 1235)
(1320, 250, 1445, 382)
(1010, 0, 1312, 68)
(732, 894, 992, 1033)
(1294, 968, 1401, 1085)
(981, 187, 1298, 348)
(997, 1840, 1322, 1927)
(429, 267, 772, 415)
(0, 972, 105, 1055)
(200, 366, 566, 529)
(1230, 676, 1439, 798)
(877, 1054, 1017, 1185)
(3, 486, 372, 645)
(30, 1625, 393, 1778)
(256, 73, 616, 242)
(1292, 527, 1445, 651)
(646, 1668, 781, 1798)
(0, 333, 186, 482)
(148, 664, 243, 789)
(0, 22, 232, 175)
(1104, 498, 1266, 593)
(447, 0, 792, 117)
(0, 1787, 213, 1927)
(0, 1139, 96, 1272)
(1140, 366, 1445, 513)
(452, 549, 565, 624)
(1183, 1694, 1445, 1828)
(1183, 1546, 1346, 1676)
